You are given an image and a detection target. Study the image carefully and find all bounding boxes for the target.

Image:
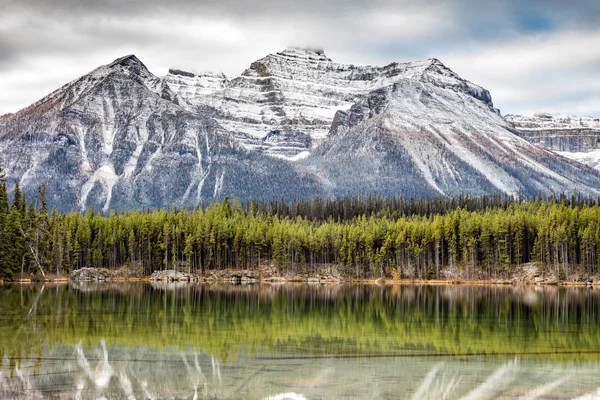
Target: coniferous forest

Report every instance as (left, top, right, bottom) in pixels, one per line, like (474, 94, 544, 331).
(2, 165, 600, 280)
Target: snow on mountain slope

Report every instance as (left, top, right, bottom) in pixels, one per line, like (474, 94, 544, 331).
(162, 69, 228, 107)
(0, 55, 321, 211)
(14, 55, 175, 118)
(164, 48, 495, 159)
(506, 113, 600, 132)
(307, 80, 600, 198)
(2, 50, 600, 212)
(555, 149, 600, 170)
(506, 113, 600, 169)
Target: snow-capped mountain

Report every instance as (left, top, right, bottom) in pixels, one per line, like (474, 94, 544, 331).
(164, 48, 494, 159)
(1, 49, 600, 211)
(307, 80, 600, 198)
(506, 113, 600, 169)
(0, 55, 321, 212)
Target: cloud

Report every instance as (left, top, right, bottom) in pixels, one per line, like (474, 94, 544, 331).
(0, 0, 599, 116)
(441, 28, 600, 116)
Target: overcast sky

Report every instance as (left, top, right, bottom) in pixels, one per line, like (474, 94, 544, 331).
(1, 0, 599, 117)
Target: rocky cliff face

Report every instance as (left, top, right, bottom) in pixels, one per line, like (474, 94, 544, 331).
(164, 48, 496, 159)
(506, 113, 600, 169)
(2, 50, 600, 211)
(506, 113, 600, 152)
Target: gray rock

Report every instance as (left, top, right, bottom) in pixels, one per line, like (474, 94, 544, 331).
(150, 270, 194, 282)
(70, 268, 111, 282)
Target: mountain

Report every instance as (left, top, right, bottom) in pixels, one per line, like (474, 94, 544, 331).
(506, 113, 600, 169)
(306, 79, 600, 198)
(2, 49, 600, 211)
(164, 48, 495, 159)
(0, 55, 321, 212)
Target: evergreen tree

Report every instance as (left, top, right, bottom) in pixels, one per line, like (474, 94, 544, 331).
(0, 208, 25, 277)
(0, 167, 8, 222)
(12, 181, 24, 213)
(31, 184, 50, 275)
(1, 192, 600, 280)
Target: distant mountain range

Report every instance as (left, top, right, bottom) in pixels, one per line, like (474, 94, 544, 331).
(1, 48, 600, 211)
(506, 113, 600, 170)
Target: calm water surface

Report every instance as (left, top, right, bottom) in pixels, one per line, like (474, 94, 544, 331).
(0, 283, 599, 399)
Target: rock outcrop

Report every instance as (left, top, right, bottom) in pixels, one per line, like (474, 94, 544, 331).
(150, 270, 197, 282)
(70, 268, 111, 282)
(506, 113, 600, 169)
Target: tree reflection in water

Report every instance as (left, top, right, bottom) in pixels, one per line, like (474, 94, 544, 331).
(1, 283, 600, 398)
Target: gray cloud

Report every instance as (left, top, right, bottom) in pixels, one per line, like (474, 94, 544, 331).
(1, 0, 599, 116)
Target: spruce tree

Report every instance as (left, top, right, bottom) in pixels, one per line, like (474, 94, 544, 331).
(0, 167, 9, 277)
(31, 184, 50, 275)
(11, 181, 27, 216)
(0, 208, 25, 277)
(0, 168, 8, 221)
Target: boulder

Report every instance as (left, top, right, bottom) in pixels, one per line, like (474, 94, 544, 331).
(229, 270, 260, 284)
(150, 270, 194, 282)
(70, 268, 111, 282)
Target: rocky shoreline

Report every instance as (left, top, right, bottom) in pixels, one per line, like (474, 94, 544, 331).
(5, 263, 599, 286)
(148, 268, 342, 284)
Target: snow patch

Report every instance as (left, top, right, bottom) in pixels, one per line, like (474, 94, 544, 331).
(272, 150, 311, 161)
(213, 170, 225, 199)
(80, 164, 119, 212)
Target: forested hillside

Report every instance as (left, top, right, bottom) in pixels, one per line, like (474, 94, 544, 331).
(2, 165, 600, 280)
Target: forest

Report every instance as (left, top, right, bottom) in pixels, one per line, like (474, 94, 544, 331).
(2, 165, 600, 280)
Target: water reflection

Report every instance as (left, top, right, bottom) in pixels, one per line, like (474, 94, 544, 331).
(2, 347, 600, 399)
(1, 283, 600, 399)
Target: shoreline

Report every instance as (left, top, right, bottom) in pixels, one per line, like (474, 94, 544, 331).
(5, 276, 598, 287)
(5, 263, 598, 287)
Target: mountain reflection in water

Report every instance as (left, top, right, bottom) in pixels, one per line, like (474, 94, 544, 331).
(1, 283, 600, 399)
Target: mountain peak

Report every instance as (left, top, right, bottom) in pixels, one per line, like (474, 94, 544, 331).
(284, 46, 326, 55)
(108, 54, 142, 67)
(12, 54, 159, 117)
(97, 54, 161, 91)
(104, 54, 152, 78)
(420, 57, 452, 74)
(277, 47, 332, 62)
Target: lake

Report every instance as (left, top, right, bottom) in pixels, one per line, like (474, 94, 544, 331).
(0, 283, 599, 399)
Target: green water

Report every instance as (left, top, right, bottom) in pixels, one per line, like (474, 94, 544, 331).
(1, 283, 599, 399)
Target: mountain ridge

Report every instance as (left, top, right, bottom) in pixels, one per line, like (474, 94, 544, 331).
(164, 47, 497, 158)
(0, 53, 323, 212)
(507, 113, 600, 170)
(2, 50, 600, 212)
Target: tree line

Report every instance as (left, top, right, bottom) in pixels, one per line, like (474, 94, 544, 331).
(235, 192, 600, 221)
(2, 167, 600, 279)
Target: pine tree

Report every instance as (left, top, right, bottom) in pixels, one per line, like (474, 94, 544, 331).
(0, 208, 25, 277)
(31, 184, 50, 276)
(0, 167, 8, 222)
(0, 167, 10, 277)
(12, 182, 24, 214)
